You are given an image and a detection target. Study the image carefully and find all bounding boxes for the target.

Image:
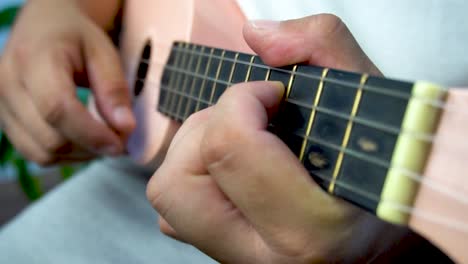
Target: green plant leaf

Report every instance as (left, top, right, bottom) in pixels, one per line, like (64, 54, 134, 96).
(60, 165, 75, 180)
(0, 133, 14, 166)
(14, 157, 42, 201)
(77, 87, 90, 105)
(0, 6, 20, 28)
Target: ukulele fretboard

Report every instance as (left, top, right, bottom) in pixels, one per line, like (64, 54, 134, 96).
(147, 41, 446, 225)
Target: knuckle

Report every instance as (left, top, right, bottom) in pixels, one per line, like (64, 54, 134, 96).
(42, 97, 68, 126)
(311, 14, 346, 37)
(146, 171, 175, 219)
(42, 136, 67, 153)
(200, 123, 238, 169)
(49, 44, 73, 66)
(10, 42, 31, 67)
(15, 145, 55, 166)
(146, 173, 165, 210)
(184, 109, 209, 126)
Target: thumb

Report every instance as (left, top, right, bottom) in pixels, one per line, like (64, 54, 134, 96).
(83, 25, 136, 137)
(243, 14, 381, 75)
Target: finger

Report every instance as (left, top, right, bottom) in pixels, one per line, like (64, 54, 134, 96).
(0, 67, 93, 163)
(243, 14, 381, 75)
(147, 122, 260, 263)
(83, 24, 136, 137)
(201, 81, 360, 252)
(23, 53, 124, 156)
(0, 67, 70, 154)
(1, 79, 95, 162)
(0, 105, 53, 165)
(0, 93, 96, 164)
(167, 107, 212, 154)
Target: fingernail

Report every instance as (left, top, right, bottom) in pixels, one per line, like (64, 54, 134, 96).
(249, 20, 280, 31)
(269, 81, 285, 100)
(113, 106, 134, 127)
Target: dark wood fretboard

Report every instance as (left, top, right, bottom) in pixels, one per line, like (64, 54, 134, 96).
(147, 41, 421, 216)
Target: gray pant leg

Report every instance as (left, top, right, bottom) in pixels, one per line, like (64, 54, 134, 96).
(0, 158, 215, 264)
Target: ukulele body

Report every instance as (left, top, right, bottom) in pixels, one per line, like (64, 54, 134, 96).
(90, 0, 251, 166)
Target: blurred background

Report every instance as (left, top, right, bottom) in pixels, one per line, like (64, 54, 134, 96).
(0, 0, 87, 226)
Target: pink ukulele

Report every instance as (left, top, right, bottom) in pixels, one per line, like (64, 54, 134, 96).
(90, 0, 468, 262)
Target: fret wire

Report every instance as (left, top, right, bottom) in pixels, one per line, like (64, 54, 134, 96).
(168, 42, 190, 116)
(209, 50, 226, 104)
(168, 43, 190, 116)
(183, 46, 205, 120)
(329, 74, 369, 194)
(286, 65, 298, 98)
(164, 46, 422, 100)
(196, 48, 214, 112)
(159, 83, 415, 175)
(145, 55, 411, 103)
(287, 98, 398, 135)
(153, 70, 435, 147)
(313, 171, 382, 204)
(244, 55, 256, 82)
(265, 68, 271, 81)
(161, 98, 383, 203)
(161, 43, 183, 112)
(273, 125, 390, 168)
(175, 44, 197, 119)
(299, 68, 329, 162)
(228, 53, 239, 84)
(156, 66, 405, 137)
(158, 83, 392, 170)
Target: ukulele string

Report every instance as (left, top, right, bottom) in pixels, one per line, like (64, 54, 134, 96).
(132, 63, 468, 174)
(134, 75, 468, 210)
(133, 51, 468, 168)
(137, 51, 467, 135)
(122, 41, 468, 232)
(313, 170, 468, 235)
(169, 45, 452, 105)
(135, 40, 454, 123)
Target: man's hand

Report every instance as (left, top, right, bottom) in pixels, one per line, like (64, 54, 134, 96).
(147, 14, 407, 263)
(0, 0, 134, 165)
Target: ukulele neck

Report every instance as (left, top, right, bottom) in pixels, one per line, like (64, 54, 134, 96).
(155, 41, 446, 226)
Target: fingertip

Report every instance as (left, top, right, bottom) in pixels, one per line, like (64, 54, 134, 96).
(112, 106, 136, 133)
(265, 81, 285, 104)
(238, 81, 285, 110)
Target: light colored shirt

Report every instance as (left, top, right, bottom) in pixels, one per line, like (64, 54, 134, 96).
(237, 0, 468, 88)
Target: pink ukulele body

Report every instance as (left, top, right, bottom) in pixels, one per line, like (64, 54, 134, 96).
(88, 0, 468, 262)
(119, 0, 251, 166)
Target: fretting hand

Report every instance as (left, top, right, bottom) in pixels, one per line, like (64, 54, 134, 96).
(147, 14, 409, 263)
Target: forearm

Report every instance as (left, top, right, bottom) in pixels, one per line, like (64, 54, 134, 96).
(72, 0, 123, 30)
